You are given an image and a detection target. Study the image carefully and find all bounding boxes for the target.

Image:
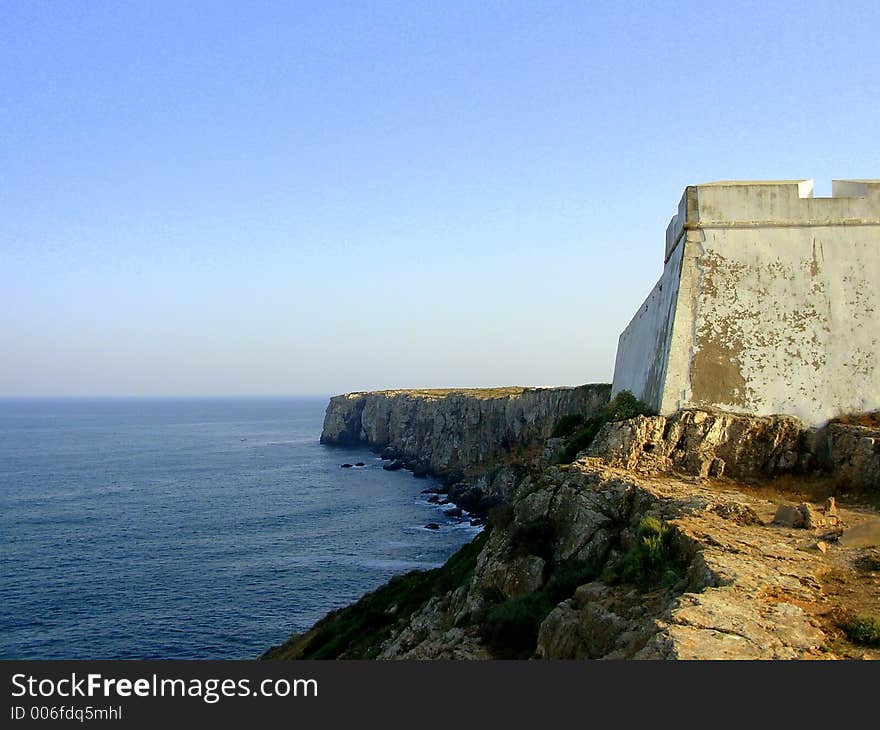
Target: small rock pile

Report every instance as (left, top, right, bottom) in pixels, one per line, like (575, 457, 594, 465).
(773, 497, 843, 551)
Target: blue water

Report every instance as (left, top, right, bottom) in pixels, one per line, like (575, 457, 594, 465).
(0, 397, 479, 659)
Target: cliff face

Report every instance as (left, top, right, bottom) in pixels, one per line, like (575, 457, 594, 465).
(320, 385, 611, 476)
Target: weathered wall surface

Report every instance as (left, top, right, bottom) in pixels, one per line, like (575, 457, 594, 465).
(613, 179, 880, 426)
(610, 240, 683, 410)
(320, 385, 611, 476)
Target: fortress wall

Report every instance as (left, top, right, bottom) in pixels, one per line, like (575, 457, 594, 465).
(614, 180, 880, 426)
(610, 239, 683, 408)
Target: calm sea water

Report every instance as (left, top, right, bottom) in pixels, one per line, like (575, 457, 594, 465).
(0, 397, 479, 659)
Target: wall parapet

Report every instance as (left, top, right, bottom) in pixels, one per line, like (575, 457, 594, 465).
(664, 179, 880, 262)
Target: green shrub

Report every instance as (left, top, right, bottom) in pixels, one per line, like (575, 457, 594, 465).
(543, 559, 601, 603)
(605, 389, 654, 422)
(480, 593, 553, 657)
(619, 516, 684, 588)
(840, 614, 880, 647)
(433, 529, 489, 595)
(551, 413, 585, 438)
(558, 416, 605, 464)
(556, 390, 654, 464)
(477, 559, 599, 657)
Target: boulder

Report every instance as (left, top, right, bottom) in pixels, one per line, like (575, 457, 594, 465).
(773, 504, 805, 528)
(383, 460, 405, 472)
(536, 601, 626, 660)
(588, 410, 813, 480)
(798, 502, 820, 529)
(479, 554, 546, 599)
(450, 486, 483, 513)
(543, 437, 568, 461)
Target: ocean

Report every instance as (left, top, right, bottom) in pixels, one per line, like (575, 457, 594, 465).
(0, 397, 479, 659)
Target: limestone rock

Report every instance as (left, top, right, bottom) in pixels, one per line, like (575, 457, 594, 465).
(475, 537, 546, 599)
(589, 410, 814, 480)
(320, 385, 610, 478)
(587, 409, 879, 493)
(377, 459, 838, 660)
(824, 424, 880, 491)
(774, 504, 805, 528)
(798, 502, 820, 529)
(824, 497, 838, 517)
(543, 437, 567, 461)
(281, 390, 880, 662)
(536, 598, 628, 660)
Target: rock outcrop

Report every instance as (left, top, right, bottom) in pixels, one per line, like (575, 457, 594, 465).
(588, 409, 879, 490)
(375, 460, 872, 660)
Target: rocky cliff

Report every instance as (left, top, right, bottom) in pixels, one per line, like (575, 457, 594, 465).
(321, 385, 611, 471)
(320, 385, 611, 512)
(265, 399, 879, 661)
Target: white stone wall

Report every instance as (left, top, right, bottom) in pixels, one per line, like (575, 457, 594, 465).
(610, 240, 683, 408)
(613, 179, 880, 426)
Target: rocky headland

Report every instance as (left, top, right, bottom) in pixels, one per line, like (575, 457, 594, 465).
(264, 387, 880, 660)
(319, 385, 610, 515)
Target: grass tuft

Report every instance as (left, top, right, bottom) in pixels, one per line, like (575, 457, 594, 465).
(616, 516, 685, 589)
(839, 614, 880, 647)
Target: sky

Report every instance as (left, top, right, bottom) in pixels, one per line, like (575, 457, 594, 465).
(2, 1, 879, 397)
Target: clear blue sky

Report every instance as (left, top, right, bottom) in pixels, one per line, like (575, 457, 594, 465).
(2, 1, 878, 396)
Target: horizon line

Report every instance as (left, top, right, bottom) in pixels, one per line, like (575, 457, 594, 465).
(0, 393, 336, 400)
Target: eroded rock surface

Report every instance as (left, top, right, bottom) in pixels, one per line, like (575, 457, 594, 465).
(588, 409, 879, 490)
(378, 461, 852, 660)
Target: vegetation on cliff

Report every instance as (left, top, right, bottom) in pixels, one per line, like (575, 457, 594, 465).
(477, 558, 601, 658)
(839, 613, 880, 647)
(556, 390, 654, 464)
